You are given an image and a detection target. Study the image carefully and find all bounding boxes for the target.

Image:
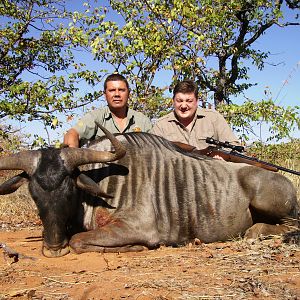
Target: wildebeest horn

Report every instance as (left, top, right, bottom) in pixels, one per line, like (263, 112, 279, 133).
(0, 172, 29, 194)
(61, 123, 126, 171)
(76, 174, 113, 199)
(0, 151, 41, 176)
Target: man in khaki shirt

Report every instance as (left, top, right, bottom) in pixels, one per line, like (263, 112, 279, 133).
(151, 80, 239, 150)
(64, 73, 152, 147)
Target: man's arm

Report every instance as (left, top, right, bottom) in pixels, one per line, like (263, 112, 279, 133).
(63, 128, 80, 148)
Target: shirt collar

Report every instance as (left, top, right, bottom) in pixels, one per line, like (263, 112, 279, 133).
(127, 108, 135, 121)
(104, 106, 134, 122)
(195, 108, 206, 117)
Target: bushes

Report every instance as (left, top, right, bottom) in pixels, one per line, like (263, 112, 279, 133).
(249, 139, 300, 197)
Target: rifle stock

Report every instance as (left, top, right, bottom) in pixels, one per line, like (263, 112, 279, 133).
(172, 141, 300, 175)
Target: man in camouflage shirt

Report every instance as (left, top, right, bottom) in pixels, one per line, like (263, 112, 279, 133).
(64, 74, 152, 147)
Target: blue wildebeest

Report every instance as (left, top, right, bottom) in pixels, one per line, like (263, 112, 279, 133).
(0, 125, 299, 257)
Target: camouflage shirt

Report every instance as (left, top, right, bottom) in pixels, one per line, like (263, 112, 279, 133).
(74, 106, 152, 142)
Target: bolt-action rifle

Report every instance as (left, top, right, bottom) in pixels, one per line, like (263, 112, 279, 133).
(173, 137, 300, 176)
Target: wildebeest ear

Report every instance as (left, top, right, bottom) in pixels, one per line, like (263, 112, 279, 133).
(0, 172, 29, 195)
(76, 173, 113, 199)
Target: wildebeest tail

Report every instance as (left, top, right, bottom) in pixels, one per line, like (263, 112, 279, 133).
(283, 206, 300, 245)
(283, 230, 300, 245)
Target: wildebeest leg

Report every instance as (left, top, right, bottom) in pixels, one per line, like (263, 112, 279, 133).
(244, 223, 292, 239)
(239, 167, 300, 239)
(69, 220, 157, 254)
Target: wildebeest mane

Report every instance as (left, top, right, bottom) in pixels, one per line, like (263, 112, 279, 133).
(89, 132, 209, 160)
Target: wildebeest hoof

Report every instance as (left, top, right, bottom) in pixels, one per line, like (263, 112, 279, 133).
(42, 244, 70, 257)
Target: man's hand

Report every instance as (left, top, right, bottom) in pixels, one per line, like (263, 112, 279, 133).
(212, 154, 225, 161)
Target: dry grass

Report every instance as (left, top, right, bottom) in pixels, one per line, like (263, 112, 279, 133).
(279, 159, 300, 199)
(0, 175, 40, 229)
(251, 140, 300, 199)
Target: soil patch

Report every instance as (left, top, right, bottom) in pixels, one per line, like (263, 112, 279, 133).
(1, 227, 299, 300)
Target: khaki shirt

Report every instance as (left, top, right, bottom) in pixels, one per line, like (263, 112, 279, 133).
(151, 108, 239, 150)
(74, 106, 152, 142)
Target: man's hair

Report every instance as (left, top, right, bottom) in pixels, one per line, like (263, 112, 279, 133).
(104, 73, 129, 91)
(173, 80, 198, 99)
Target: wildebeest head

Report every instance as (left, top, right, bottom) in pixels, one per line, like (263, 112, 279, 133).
(0, 125, 126, 257)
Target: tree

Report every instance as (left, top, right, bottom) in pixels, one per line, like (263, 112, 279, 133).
(88, 0, 300, 141)
(94, 0, 299, 107)
(218, 98, 300, 142)
(1, 1, 299, 145)
(0, 0, 104, 145)
(86, 2, 174, 119)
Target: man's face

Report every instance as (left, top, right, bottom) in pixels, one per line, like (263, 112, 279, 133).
(104, 80, 129, 110)
(173, 92, 198, 125)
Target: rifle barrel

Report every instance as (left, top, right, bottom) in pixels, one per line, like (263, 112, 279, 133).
(276, 165, 300, 176)
(232, 151, 300, 176)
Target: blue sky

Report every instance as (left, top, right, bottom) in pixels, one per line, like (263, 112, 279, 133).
(243, 20, 299, 109)
(6, 2, 300, 145)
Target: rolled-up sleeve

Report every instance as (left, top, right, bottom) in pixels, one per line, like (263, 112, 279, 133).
(73, 111, 99, 140)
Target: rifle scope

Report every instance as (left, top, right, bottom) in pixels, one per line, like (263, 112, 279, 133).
(206, 137, 245, 153)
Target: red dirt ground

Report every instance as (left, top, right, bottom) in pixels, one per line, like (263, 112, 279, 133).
(1, 226, 299, 300)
